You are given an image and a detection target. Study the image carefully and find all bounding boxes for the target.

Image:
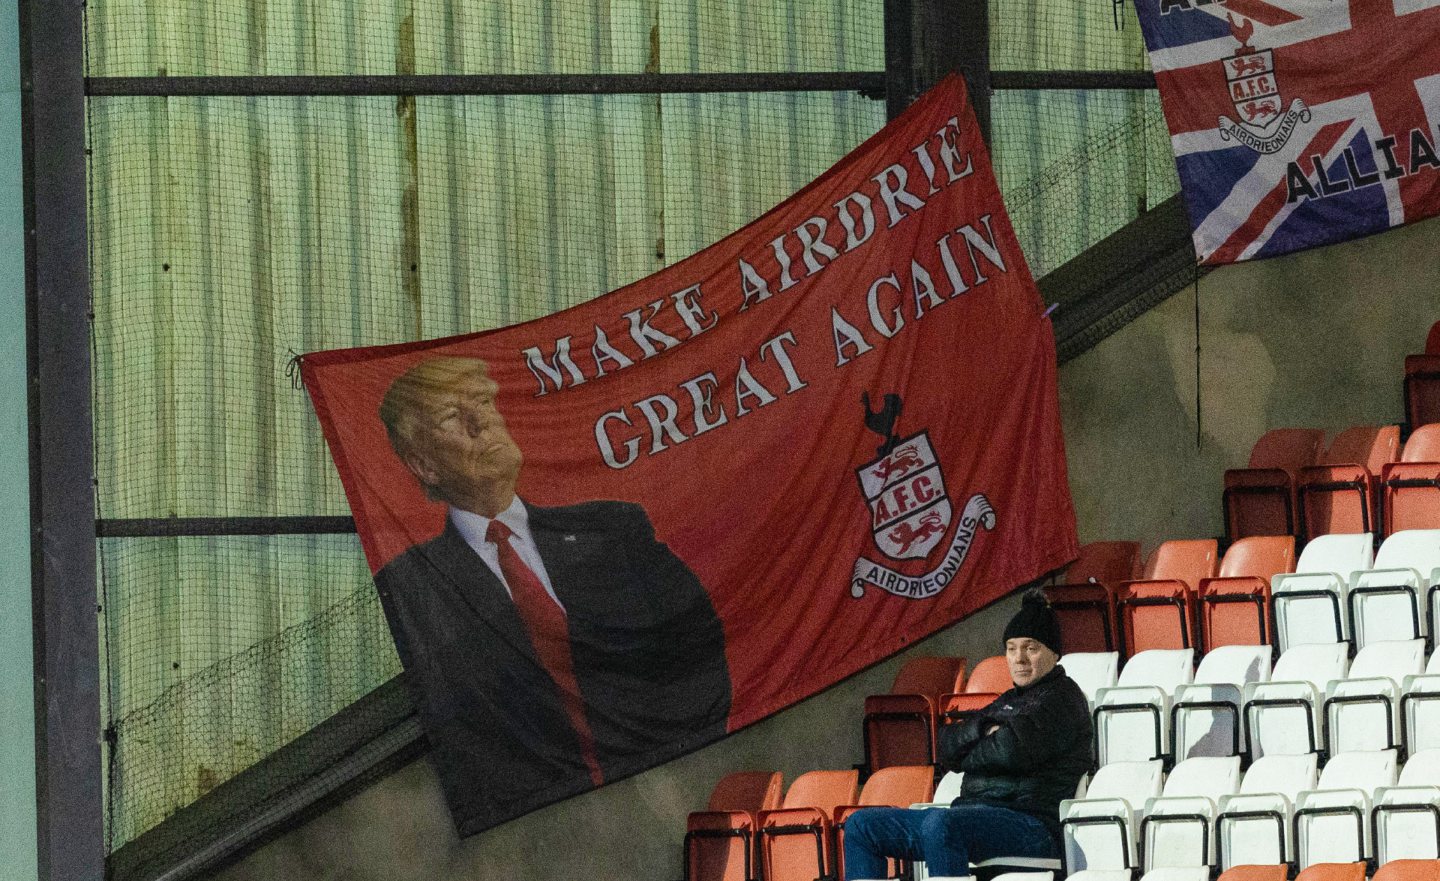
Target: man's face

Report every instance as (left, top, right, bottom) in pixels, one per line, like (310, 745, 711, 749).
(402, 373, 523, 512)
(1005, 637, 1058, 688)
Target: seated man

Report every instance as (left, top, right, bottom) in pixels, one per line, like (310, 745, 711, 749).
(844, 588, 1093, 880)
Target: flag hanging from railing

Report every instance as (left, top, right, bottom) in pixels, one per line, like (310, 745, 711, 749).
(301, 74, 1077, 837)
(1134, 0, 1440, 264)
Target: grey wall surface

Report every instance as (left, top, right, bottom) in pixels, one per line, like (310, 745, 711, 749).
(1065, 214, 1440, 551)
(0, 0, 35, 871)
(210, 215, 1440, 881)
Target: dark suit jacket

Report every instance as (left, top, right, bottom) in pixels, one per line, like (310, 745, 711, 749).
(375, 499, 731, 835)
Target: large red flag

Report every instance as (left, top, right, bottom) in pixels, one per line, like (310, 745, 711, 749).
(302, 74, 1077, 836)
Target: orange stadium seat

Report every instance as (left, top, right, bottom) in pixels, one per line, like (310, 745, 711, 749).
(1294, 864, 1367, 881)
(1217, 866, 1290, 881)
(862, 655, 966, 771)
(834, 765, 935, 881)
(1298, 425, 1401, 541)
(1224, 427, 1326, 541)
(684, 771, 784, 881)
(939, 654, 1009, 726)
(1199, 535, 1296, 650)
(1049, 541, 1141, 653)
(1383, 423, 1440, 536)
(1119, 539, 1219, 655)
(1374, 860, 1440, 881)
(758, 769, 859, 881)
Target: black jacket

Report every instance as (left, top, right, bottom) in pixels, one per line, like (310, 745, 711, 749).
(375, 500, 731, 836)
(937, 664, 1094, 843)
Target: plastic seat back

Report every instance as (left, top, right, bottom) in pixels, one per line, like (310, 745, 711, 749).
(856, 765, 933, 808)
(1060, 760, 1165, 872)
(1067, 541, 1144, 585)
(1374, 861, 1440, 881)
(1383, 424, 1440, 536)
(1246, 643, 1349, 759)
(1217, 867, 1289, 881)
(1274, 533, 1374, 651)
(1296, 750, 1399, 867)
(890, 656, 966, 698)
(965, 656, 1012, 694)
(1203, 536, 1296, 649)
(1300, 426, 1401, 540)
(1141, 756, 1242, 869)
(1294, 865, 1367, 881)
(708, 771, 783, 812)
(864, 656, 967, 770)
(1352, 530, 1440, 649)
(1216, 753, 1319, 869)
(1429, 320, 1440, 355)
(1326, 639, 1426, 755)
(780, 769, 857, 812)
(1062, 652, 1121, 707)
(1373, 749, 1440, 863)
(1122, 540, 1218, 654)
(1174, 645, 1272, 760)
(1053, 542, 1139, 653)
(760, 770, 859, 881)
(687, 772, 784, 881)
(930, 770, 964, 804)
(1224, 428, 1325, 540)
(1096, 650, 1194, 764)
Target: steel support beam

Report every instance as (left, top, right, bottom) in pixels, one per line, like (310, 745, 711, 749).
(21, 0, 102, 878)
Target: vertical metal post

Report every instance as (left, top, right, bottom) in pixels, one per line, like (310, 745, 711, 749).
(883, 0, 915, 121)
(914, 0, 991, 144)
(21, 0, 102, 878)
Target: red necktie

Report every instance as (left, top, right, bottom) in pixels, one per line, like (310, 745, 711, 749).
(486, 519, 604, 786)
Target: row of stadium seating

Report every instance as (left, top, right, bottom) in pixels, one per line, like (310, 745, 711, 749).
(1048, 528, 1440, 660)
(683, 753, 1440, 880)
(683, 327, 1440, 880)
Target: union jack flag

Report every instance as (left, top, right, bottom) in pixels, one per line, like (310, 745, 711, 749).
(1134, 0, 1440, 264)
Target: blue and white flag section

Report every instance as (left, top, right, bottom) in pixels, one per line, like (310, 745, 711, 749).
(1135, 0, 1440, 264)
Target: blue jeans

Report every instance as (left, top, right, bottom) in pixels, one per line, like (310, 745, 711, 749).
(842, 803, 1058, 879)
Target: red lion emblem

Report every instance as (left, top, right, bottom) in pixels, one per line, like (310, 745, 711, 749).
(1229, 55, 1266, 77)
(1243, 101, 1278, 122)
(871, 445, 923, 482)
(887, 511, 946, 556)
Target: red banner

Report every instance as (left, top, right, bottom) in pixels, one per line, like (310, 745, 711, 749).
(301, 74, 1077, 836)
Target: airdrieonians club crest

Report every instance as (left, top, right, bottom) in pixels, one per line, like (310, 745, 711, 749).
(1216, 14, 1310, 155)
(851, 393, 995, 600)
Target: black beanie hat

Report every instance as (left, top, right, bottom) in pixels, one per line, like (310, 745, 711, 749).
(1003, 588, 1063, 656)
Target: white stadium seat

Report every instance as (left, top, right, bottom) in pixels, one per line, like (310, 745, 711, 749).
(1374, 748, 1440, 864)
(1172, 644, 1272, 760)
(1293, 749, 1399, 869)
(1348, 529, 1440, 650)
(1401, 648, 1440, 756)
(1243, 642, 1349, 759)
(1061, 651, 1121, 709)
(1060, 760, 1165, 874)
(1272, 532, 1373, 652)
(1324, 639, 1426, 755)
(1215, 752, 1318, 870)
(1139, 755, 1242, 872)
(1094, 649, 1194, 765)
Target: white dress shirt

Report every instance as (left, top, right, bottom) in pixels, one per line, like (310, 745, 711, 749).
(449, 497, 565, 611)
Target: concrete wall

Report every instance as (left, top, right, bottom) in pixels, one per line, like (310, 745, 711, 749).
(0, 0, 36, 873)
(212, 215, 1440, 881)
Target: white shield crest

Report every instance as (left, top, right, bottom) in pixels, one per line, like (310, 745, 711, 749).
(855, 432, 952, 560)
